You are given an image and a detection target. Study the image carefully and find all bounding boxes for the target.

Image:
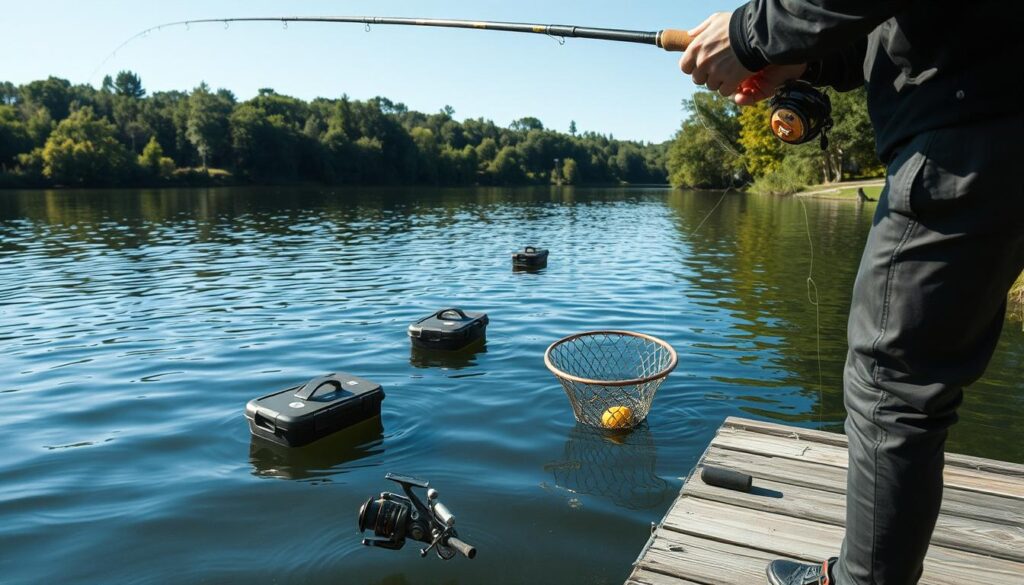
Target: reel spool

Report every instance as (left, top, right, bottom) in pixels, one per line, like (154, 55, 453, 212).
(768, 81, 833, 150)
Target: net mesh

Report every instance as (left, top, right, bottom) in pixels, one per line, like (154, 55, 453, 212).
(545, 331, 676, 429)
(543, 423, 672, 510)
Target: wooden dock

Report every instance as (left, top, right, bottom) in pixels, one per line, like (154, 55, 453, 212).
(627, 417, 1024, 585)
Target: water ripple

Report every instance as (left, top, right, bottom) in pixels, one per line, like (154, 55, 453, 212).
(0, 186, 1020, 585)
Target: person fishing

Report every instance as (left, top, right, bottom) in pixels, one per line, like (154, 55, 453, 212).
(679, 2, 1023, 584)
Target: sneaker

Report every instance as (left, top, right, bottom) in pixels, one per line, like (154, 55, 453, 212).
(765, 557, 838, 585)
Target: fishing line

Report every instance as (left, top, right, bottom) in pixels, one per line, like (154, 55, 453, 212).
(692, 98, 743, 161)
(689, 187, 730, 236)
(687, 99, 741, 236)
(799, 197, 824, 424)
(683, 97, 744, 235)
(692, 91, 826, 423)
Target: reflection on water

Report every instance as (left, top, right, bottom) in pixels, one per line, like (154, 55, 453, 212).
(544, 423, 671, 510)
(0, 186, 1020, 585)
(512, 265, 548, 275)
(250, 417, 385, 481)
(409, 342, 488, 371)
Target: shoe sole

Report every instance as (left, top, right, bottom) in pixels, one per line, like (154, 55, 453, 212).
(765, 567, 783, 585)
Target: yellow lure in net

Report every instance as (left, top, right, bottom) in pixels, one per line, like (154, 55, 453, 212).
(601, 406, 633, 429)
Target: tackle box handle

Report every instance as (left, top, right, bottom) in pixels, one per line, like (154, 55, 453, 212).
(524, 246, 536, 253)
(294, 374, 343, 400)
(436, 308, 469, 320)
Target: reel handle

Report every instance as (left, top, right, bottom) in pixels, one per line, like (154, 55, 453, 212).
(739, 71, 768, 97)
(446, 536, 477, 559)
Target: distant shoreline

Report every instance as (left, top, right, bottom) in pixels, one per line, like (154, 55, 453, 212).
(0, 182, 674, 193)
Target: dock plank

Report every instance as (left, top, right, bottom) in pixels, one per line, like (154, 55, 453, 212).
(701, 445, 1024, 527)
(635, 529, 793, 584)
(663, 497, 1024, 585)
(721, 417, 1024, 477)
(684, 468, 1024, 561)
(627, 417, 1024, 584)
(712, 427, 1024, 499)
(627, 568, 703, 585)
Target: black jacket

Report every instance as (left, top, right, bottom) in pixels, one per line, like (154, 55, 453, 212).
(728, 1, 1022, 162)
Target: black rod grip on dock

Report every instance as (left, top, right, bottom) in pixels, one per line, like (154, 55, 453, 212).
(701, 466, 753, 492)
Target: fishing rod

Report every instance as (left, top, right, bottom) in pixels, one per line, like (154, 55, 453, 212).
(100, 16, 831, 147)
(104, 16, 695, 57)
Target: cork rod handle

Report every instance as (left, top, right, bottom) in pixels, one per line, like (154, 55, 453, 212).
(659, 27, 765, 97)
(657, 29, 692, 52)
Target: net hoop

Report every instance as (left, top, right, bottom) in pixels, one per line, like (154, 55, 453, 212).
(544, 330, 678, 387)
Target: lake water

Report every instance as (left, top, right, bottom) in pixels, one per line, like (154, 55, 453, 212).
(1, 187, 1021, 585)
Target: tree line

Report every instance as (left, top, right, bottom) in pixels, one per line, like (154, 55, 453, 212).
(0, 72, 669, 188)
(0, 71, 880, 192)
(666, 88, 882, 194)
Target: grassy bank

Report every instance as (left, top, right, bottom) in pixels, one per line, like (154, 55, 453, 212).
(794, 180, 885, 200)
(1011, 272, 1024, 324)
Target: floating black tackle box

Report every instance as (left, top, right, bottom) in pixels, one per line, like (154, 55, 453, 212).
(249, 417, 384, 479)
(245, 373, 384, 448)
(512, 246, 549, 268)
(408, 308, 488, 351)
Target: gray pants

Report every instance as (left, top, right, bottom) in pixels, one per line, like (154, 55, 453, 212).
(834, 115, 1024, 584)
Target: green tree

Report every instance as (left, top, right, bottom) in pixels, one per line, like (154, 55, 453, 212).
(569, 120, 577, 136)
(827, 87, 881, 179)
(614, 144, 646, 182)
(562, 157, 579, 184)
(2, 73, 672, 187)
(0, 105, 31, 169)
(113, 70, 145, 99)
(15, 148, 45, 180)
(666, 92, 742, 188)
(510, 117, 544, 132)
(41, 107, 132, 185)
(112, 96, 150, 152)
(186, 83, 232, 169)
(486, 146, 525, 184)
(137, 136, 174, 179)
(475, 137, 498, 166)
(230, 103, 303, 180)
(21, 76, 73, 121)
(0, 81, 18, 105)
(747, 152, 818, 195)
(411, 126, 439, 183)
(439, 145, 477, 184)
(738, 101, 784, 178)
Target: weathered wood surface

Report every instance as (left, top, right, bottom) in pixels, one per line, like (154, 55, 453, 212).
(627, 417, 1024, 585)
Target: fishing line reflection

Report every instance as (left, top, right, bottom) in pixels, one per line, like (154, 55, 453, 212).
(543, 423, 672, 510)
(249, 417, 384, 481)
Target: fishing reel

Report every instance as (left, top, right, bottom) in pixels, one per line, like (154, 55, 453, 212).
(769, 81, 833, 150)
(358, 473, 477, 560)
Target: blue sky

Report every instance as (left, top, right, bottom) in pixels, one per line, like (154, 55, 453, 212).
(5, 0, 743, 143)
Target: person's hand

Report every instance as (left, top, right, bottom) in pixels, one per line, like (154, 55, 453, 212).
(732, 64, 808, 105)
(679, 13, 807, 103)
(679, 13, 752, 97)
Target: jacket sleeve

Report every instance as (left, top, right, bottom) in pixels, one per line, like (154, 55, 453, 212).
(801, 36, 869, 92)
(728, 0, 908, 71)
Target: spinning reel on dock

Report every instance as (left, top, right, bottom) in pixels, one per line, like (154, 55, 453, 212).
(359, 473, 477, 561)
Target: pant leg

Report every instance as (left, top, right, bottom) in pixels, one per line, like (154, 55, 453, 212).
(835, 115, 1024, 585)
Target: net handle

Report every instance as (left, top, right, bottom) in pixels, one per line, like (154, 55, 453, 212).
(543, 330, 678, 387)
